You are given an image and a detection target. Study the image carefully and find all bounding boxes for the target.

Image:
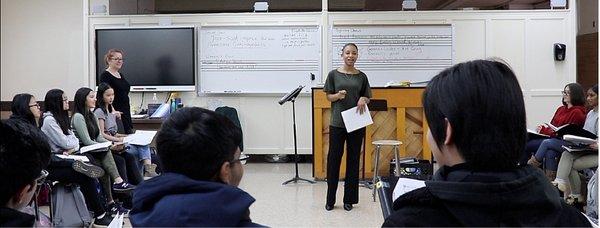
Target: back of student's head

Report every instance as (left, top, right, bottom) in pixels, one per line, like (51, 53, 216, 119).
(423, 59, 526, 171)
(0, 118, 51, 207)
(156, 107, 242, 181)
(44, 89, 71, 135)
(11, 93, 36, 126)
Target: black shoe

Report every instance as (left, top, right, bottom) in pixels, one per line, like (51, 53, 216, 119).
(72, 160, 105, 178)
(108, 202, 130, 217)
(94, 214, 113, 226)
(343, 203, 353, 211)
(325, 204, 334, 211)
(112, 181, 135, 192)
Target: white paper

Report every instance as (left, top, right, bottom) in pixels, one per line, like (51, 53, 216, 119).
(55, 154, 90, 162)
(108, 213, 124, 228)
(80, 142, 112, 153)
(341, 105, 373, 133)
(563, 135, 597, 144)
(392, 178, 426, 201)
(124, 130, 158, 146)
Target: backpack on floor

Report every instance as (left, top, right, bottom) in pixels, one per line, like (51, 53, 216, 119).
(51, 184, 92, 227)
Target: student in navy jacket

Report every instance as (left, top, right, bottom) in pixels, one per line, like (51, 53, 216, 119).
(130, 107, 263, 227)
(382, 60, 592, 227)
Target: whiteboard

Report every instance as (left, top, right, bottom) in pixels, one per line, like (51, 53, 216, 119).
(331, 25, 453, 86)
(199, 26, 321, 94)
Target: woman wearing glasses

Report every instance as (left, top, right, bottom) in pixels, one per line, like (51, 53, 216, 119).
(522, 83, 587, 175)
(10, 92, 114, 226)
(100, 49, 134, 134)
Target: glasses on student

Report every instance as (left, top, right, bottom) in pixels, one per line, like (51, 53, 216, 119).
(231, 154, 249, 165)
(111, 58, 124, 61)
(29, 103, 40, 108)
(562, 91, 570, 96)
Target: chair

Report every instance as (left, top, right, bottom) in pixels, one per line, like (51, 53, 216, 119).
(372, 139, 402, 201)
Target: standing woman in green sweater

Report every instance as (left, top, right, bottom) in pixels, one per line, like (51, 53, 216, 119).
(324, 43, 372, 211)
(71, 87, 135, 207)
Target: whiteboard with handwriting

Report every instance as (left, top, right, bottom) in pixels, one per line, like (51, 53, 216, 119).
(199, 26, 321, 94)
(331, 25, 453, 86)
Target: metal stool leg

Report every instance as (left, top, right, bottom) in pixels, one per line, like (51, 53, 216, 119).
(393, 145, 401, 177)
(373, 145, 381, 202)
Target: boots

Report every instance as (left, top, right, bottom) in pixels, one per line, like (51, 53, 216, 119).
(527, 155, 542, 168)
(144, 163, 159, 178)
(544, 170, 557, 181)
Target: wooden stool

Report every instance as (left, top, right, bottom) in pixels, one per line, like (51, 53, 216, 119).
(372, 140, 402, 202)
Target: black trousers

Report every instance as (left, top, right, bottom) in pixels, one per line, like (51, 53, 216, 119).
(47, 161, 106, 216)
(326, 126, 365, 206)
(113, 152, 143, 185)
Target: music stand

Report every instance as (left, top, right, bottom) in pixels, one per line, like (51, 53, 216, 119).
(279, 85, 316, 185)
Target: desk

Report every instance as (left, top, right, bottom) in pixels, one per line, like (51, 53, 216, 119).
(131, 118, 164, 148)
(132, 118, 164, 131)
(312, 87, 431, 180)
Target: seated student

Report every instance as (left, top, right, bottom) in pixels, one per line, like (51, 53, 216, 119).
(382, 59, 592, 227)
(95, 83, 158, 178)
(521, 83, 587, 167)
(71, 87, 135, 212)
(528, 85, 598, 179)
(587, 168, 598, 222)
(38, 89, 114, 225)
(130, 107, 263, 227)
(0, 118, 51, 226)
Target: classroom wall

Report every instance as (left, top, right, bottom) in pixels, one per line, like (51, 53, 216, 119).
(1, 0, 579, 155)
(1, 0, 84, 101)
(577, 0, 598, 35)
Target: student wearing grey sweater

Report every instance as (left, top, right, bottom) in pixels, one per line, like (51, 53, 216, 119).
(36, 89, 114, 225)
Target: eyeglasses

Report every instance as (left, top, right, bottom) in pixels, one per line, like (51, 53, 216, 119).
(562, 91, 570, 96)
(231, 154, 249, 165)
(111, 58, 124, 61)
(29, 103, 40, 108)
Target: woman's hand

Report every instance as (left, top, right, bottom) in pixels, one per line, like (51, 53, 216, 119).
(337, 90, 347, 100)
(357, 97, 368, 114)
(113, 111, 123, 119)
(536, 125, 544, 133)
(111, 142, 125, 153)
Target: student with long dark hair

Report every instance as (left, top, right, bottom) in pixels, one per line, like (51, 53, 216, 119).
(37, 89, 112, 225)
(323, 43, 372, 211)
(522, 83, 587, 178)
(71, 87, 135, 212)
(552, 85, 598, 208)
(95, 83, 158, 178)
(528, 84, 596, 180)
(9, 93, 40, 127)
(382, 59, 591, 227)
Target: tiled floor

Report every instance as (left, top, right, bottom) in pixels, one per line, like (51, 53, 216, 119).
(240, 163, 384, 227)
(41, 163, 385, 227)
